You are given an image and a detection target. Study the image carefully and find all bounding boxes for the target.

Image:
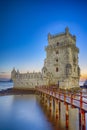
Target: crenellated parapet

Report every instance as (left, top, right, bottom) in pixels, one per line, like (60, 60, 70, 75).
(48, 27, 76, 44)
(11, 69, 45, 89)
(11, 69, 42, 80)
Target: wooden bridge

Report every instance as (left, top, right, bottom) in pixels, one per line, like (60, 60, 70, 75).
(36, 86, 87, 130)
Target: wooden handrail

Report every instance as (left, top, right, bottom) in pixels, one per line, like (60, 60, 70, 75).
(36, 87, 87, 112)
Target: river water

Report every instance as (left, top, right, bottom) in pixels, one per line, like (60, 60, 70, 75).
(0, 82, 87, 130)
(0, 81, 13, 91)
(0, 95, 56, 130)
(0, 82, 57, 130)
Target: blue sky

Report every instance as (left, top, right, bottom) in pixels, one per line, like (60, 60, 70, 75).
(0, 0, 87, 79)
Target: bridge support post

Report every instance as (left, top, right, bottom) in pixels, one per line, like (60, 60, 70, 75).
(81, 110, 86, 130)
(55, 99, 59, 119)
(49, 96, 52, 113)
(43, 94, 47, 104)
(65, 103, 69, 129)
(45, 95, 48, 108)
(41, 93, 44, 104)
(59, 101, 60, 119)
(79, 109, 81, 130)
(64, 92, 66, 103)
(71, 94, 75, 108)
(80, 92, 82, 108)
(39, 92, 42, 102)
(79, 109, 86, 130)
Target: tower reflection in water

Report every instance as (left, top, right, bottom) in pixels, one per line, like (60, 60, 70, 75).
(37, 95, 82, 130)
(0, 94, 86, 130)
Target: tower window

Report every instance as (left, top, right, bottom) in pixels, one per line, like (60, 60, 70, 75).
(57, 42, 59, 46)
(56, 51, 58, 54)
(56, 67, 58, 72)
(56, 59, 58, 62)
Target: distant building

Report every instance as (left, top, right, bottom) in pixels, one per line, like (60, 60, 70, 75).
(11, 27, 80, 89)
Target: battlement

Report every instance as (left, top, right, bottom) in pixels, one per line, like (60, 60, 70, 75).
(11, 69, 42, 79)
(48, 27, 76, 43)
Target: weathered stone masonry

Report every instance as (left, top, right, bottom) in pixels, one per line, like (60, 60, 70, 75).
(11, 27, 80, 89)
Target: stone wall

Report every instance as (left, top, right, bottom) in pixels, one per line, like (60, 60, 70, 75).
(11, 27, 80, 89)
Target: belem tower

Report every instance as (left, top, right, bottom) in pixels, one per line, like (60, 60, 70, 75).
(11, 27, 80, 89)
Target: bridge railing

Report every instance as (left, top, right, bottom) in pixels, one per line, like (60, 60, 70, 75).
(36, 86, 87, 112)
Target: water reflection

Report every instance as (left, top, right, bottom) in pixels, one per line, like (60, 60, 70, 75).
(0, 95, 86, 130)
(38, 98, 66, 130)
(37, 96, 86, 130)
(0, 95, 54, 130)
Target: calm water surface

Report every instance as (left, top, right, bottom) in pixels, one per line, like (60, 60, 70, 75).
(0, 82, 87, 130)
(0, 95, 55, 130)
(0, 81, 13, 91)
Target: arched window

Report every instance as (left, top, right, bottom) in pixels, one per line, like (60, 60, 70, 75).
(56, 59, 58, 62)
(56, 67, 58, 72)
(66, 64, 72, 75)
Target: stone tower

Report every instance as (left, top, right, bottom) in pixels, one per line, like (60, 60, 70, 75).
(42, 27, 80, 89)
(11, 27, 80, 89)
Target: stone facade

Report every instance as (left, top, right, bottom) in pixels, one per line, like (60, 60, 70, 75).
(11, 27, 80, 89)
(11, 69, 45, 89)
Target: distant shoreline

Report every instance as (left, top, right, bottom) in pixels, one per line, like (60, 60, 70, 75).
(0, 79, 13, 82)
(0, 88, 36, 96)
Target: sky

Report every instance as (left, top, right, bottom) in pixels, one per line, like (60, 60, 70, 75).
(0, 0, 87, 80)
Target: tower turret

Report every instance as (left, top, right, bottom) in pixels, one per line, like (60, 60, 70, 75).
(11, 68, 16, 80)
(43, 27, 80, 89)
